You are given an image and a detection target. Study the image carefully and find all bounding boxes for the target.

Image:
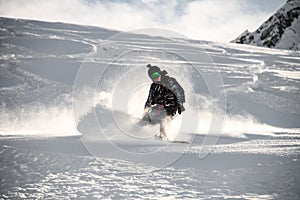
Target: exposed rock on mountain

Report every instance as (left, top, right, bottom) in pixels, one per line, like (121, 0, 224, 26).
(232, 0, 300, 50)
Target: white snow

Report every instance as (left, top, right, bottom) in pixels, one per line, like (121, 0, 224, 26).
(0, 17, 300, 199)
(1, 17, 299, 138)
(277, 15, 300, 50)
(265, 68, 300, 80)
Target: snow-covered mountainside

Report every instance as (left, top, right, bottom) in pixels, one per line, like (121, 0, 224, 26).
(232, 0, 300, 50)
(0, 16, 299, 138)
(0, 17, 300, 199)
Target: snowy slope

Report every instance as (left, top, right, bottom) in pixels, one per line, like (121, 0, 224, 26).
(0, 17, 299, 138)
(232, 0, 300, 50)
(1, 17, 300, 200)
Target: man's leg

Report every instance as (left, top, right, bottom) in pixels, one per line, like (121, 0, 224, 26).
(159, 115, 173, 141)
(138, 107, 151, 126)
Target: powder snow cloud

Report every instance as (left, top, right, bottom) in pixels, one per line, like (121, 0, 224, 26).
(0, 0, 286, 42)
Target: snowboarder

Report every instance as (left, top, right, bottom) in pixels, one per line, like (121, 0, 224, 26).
(142, 64, 185, 141)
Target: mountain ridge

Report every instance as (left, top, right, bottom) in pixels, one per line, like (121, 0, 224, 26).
(232, 0, 300, 50)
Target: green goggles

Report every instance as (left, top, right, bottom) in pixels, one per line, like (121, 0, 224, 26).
(151, 71, 160, 79)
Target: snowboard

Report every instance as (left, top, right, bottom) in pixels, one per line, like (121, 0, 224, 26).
(154, 134, 189, 144)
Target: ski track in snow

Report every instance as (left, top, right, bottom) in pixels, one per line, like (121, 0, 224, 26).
(155, 138, 300, 156)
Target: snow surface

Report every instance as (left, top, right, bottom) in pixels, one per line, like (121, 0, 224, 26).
(0, 17, 300, 199)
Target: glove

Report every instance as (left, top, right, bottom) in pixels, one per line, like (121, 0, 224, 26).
(178, 104, 185, 115)
(144, 102, 151, 109)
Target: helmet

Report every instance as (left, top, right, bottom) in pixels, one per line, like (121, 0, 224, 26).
(147, 64, 161, 79)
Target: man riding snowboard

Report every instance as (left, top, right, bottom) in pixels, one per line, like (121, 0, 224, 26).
(142, 64, 185, 141)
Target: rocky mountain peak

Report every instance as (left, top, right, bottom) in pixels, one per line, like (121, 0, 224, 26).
(232, 0, 300, 50)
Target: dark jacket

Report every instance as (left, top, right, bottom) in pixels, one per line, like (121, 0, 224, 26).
(145, 75, 185, 116)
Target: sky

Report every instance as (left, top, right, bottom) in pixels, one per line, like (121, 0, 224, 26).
(0, 0, 286, 42)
